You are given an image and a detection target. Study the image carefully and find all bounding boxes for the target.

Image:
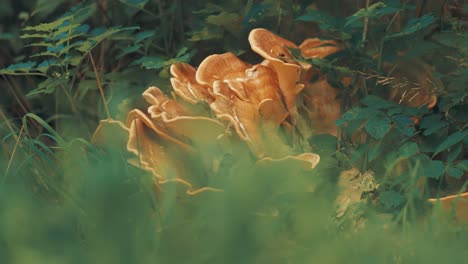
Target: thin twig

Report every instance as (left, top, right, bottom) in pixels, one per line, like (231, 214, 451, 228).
(89, 53, 111, 119)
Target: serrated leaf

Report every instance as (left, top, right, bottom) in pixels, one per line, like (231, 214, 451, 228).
(365, 116, 392, 139)
(26, 77, 67, 97)
(23, 16, 71, 32)
(36, 59, 57, 73)
(0, 61, 36, 74)
(20, 33, 49, 39)
(432, 131, 467, 157)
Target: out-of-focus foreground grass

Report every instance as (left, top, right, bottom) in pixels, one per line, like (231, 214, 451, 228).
(0, 115, 467, 264)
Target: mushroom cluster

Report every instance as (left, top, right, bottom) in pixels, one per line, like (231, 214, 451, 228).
(94, 28, 345, 195)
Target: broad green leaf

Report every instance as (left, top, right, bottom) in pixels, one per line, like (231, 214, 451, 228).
(119, 0, 149, 8)
(456, 160, 468, 171)
(361, 95, 396, 109)
(385, 13, 435, 40)
(176, 47, 189, 58)
(392, 114, 415, 137)
(420, 114, 447, 136)
(190, 27, 223, 41)
(432, 131, 467, 157)
(365, 115, 392, 139)
(446, 166, 463, 179)
(345, 2, 387, 28)
(447, 144, 462, 163)
(297, 9, 340, 31)
(117, 44, 143, 59)
(206, 12, 241, 36)
(398, 142, 419, 158)
(135, 31, 155, 43)
(416, 155, 445, 179)
(379, 190, 405, 210)
(193, 3, 224, 15)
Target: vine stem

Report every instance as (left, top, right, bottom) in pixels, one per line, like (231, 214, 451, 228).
(361, 0, 371, 49)
(89, 53, 111, 119)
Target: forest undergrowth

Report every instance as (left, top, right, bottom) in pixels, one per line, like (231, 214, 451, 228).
(0, 0, 467, 263)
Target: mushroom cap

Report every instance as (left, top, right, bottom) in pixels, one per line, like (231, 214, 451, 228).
(248, 28, 298, 63)
(170, 63, 214, 104)
(299, 38, 344, 59)
(196, 52, 250, 86)
(248, 28, 304, 116)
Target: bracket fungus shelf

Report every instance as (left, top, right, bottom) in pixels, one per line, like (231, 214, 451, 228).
(92, 28, 440, 200)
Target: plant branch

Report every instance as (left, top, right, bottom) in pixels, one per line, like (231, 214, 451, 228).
(89, 53, 111, 119)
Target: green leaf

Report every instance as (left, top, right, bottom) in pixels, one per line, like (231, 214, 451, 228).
(361, 95, 396, 109)
(189, 27, 223, 41)
(398, 142, 419, 158)
(455, 160, 468, 171)
(297, 9, 340, 31)
(419, 114, 448, 136)
(446, 167, 463, 179)
(432, 131, 467, 158)
(447, 144, 462, 163)
(117, 44, 143, 59)
(365, 115, 391, 139)
(20, 33, 49, 39)
(23, 16, 71, 32)
(119, 0, 148, 8)
(392, 114, 415, 137)
(416, 155, 445, 179)
(345, 2, 387, 28)
(385, 13, 435, 40)
(380, 190, 405, 210)
(134, 30, 155, 43)
(0, 61, 36, 74)
(368, 140, 384, 162)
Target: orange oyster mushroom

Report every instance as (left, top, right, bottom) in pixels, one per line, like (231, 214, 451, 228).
(299, 38, 344, 59)
(94, 29, 341, 196)
(143, 87, 225, 144)
(170, 63, 213, 104)
(248, 28, 304, 117)
(195, 52, 251, 86)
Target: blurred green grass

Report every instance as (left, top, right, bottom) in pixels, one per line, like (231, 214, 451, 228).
(1, 115, 467, 264)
